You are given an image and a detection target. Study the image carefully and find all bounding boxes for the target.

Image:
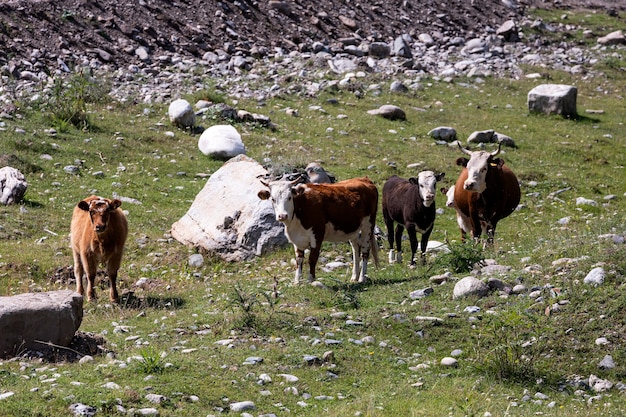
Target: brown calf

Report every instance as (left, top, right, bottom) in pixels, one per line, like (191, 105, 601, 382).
(70, 195, 128, 302)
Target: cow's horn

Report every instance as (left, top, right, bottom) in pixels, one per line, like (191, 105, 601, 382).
(457, 142, 472, 155)
(490, 142, 502, 156)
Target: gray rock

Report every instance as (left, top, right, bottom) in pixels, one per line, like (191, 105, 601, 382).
(367, 104, 406, 120)
(467, 129, 495, 144)
(0, 290, 83, 358)
(69, 403, 97, 416)
(168, 98, 195, 128)
(170, 155, 288, 261)
(392, 35, 413, 58)
(198, 124, 246, 160)
(305, 162, 334, 184)
(496, 20, 520, 42)
(188, 253, 204, 268)
(453, 276, 490, 299)
(527, 84, 578, 118)
(428, 126, 457, 142)
(0, 166, 27, 205)
(597, 30, 626, 45)
(598, 355, 615, 370)
(368, 42, 391, 58)
(583, 267, 605, 286)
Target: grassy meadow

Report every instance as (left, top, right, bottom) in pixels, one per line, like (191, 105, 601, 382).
(1, 8, 626, 417)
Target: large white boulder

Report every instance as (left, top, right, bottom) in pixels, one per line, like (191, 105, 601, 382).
(168, 98, 196, 128)
(0, 166, 27, 205)
(198, 124, 246, 160)
(527, 84, 577, 118)
(0, 290, 83, 358)
(170, 155, 287, 261)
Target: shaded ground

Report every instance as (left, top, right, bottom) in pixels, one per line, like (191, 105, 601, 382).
(0, 0, 621, 71)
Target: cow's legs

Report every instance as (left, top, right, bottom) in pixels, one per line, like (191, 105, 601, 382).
(485, 220, 496, 247)
(384, 217, 398, 264)
(349, 240, 363, 282)
(406, 224, 419, 266)
(83, 255, 98, 301)
(419, 227, 433, 266)
(294, 247, 305, 284)
(106, 255, 123, 303)
(394, 224, 404, 264)
(73, 252, 85, 297)
(471, 213, 482, 243)
(307, 245, 321, 283)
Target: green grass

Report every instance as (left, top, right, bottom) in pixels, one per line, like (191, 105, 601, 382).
(1, 9, 626, 416)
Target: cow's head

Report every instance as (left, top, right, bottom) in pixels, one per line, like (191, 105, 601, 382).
(409, 170, 445, 207)
(78, 197, 122, 234)
(258, 177, 304, 222)
(456, 143, 504, 193)
(440, 185, 456, 207)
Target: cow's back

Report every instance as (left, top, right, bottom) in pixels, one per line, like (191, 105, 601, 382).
(295, 177, 377, 233)
(382, 175, 420, 219)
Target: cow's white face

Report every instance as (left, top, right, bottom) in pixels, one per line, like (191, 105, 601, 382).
(416, 171, 445, 207)
(463, 151, 492, 193)
(445, 185, 456, 207)
(259, 180, 297, 222)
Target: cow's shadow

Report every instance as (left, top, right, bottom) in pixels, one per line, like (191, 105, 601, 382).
(321, 271, 426, 293)
(118, 291, 186, 310)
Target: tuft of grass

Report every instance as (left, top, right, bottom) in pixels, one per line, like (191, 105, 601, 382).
(135, 346, 166, 374)
(434, 241, 485, 273)
(42, 71, 110, 131)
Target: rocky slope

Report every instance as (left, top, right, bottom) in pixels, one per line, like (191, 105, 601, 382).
(1, 0, 620, 72)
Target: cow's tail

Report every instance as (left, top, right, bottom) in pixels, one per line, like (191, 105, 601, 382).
(370, 224, 380, 268)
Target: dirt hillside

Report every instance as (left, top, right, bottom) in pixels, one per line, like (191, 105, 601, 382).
(0, 0, 621, 71)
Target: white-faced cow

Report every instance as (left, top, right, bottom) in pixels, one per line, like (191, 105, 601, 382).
(454, 143, 521, 245)
(440, 184, 472, 238)
(70, 195, 128, 302)
(258, 176, 379, 284)
(382, 171, 445, 266)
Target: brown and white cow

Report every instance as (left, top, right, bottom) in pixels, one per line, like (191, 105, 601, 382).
(70, 195, 128, 302)
(382, 172, 445, 266)
(258, 176, 379, 284)
(454, 143, 521, 244)
(440, 184, 472, 237)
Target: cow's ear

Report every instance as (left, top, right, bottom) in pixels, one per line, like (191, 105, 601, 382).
(408, 177, 418, 185)
(440, 187, 449, 195)
(490, 158, 504, 168)
(293, 185, 306, 196)
(109, 199, 122, 210)
(78, 201, 90, 211)
(456, 157, 469, 167)
(436, 172, 445, 181)
(258, 190, 270, 200)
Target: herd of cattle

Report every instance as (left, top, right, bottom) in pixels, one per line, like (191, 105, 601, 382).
(70, 144, 520, 302)
(258, 143, 521, 285)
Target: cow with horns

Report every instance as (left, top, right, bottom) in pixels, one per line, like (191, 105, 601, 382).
(382, 171, 445, 266)
(453, 143, 521, 245)
(258, 176, 379, 284)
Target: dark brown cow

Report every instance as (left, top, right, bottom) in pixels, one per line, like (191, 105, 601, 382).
(258, 176, 379, 284)
(70, 195, 128, 302)
(382, 171, 445, 266)
(454, 143, 520, 244)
